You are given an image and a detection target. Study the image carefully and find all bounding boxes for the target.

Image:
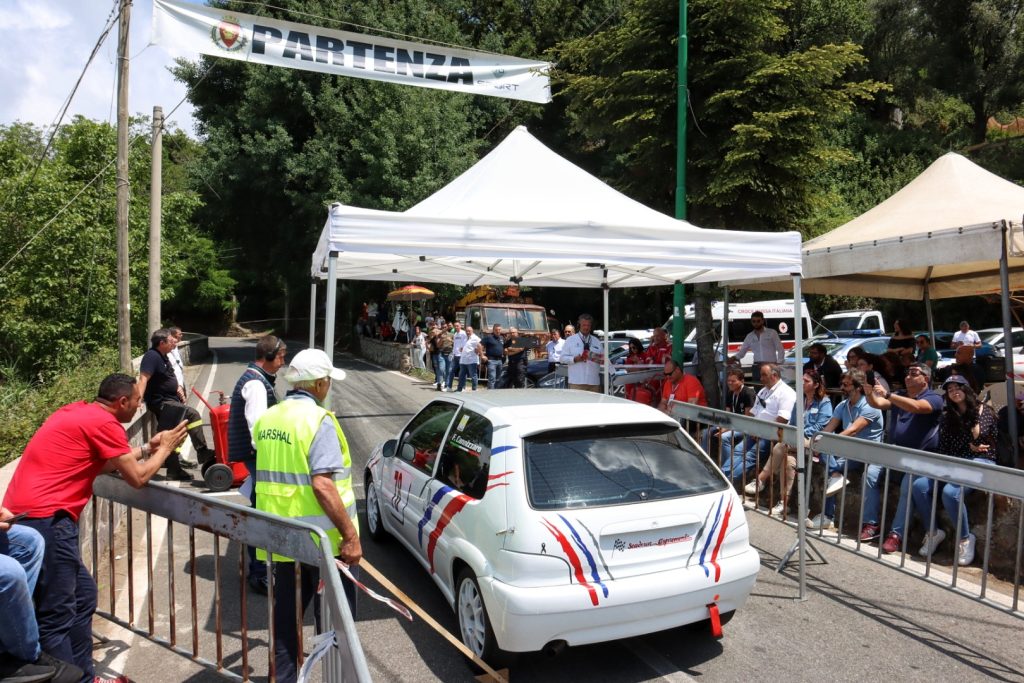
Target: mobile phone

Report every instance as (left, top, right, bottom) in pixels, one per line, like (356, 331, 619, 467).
(2, 512, 28, 525)
(865, 370, 876, 386)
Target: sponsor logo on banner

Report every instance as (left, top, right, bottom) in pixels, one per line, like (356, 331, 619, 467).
(211, 16, 247, 52)
(153, 0, 551, 103)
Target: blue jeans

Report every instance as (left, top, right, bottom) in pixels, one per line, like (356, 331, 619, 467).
(702, 429, 743, 470)
(457, 362, 479, 391)
(446, 356, 460, 389)
(910, 457, 993, 539)
(242, 460, 266, 582)
(21, 515, 97, 681)
(273, 561, 357, 683)
(721, 435, 767, 481)
(432, 353, 448, 386)
(0, 524, 45, 662)
(820, 459, 883, 522)
(486, 359, 503, 387)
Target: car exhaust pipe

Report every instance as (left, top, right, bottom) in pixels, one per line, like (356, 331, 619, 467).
(542, 640, 567, 658)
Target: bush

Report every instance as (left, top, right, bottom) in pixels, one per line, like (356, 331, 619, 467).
(0, 349, 119, 467)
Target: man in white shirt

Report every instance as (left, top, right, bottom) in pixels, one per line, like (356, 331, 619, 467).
(951, 320, 982, 349)
(446, 322, 467, 390)
(729, 311, 785, 374)
(560, 313, 604, 392)
(169, 327, 186, 400)
(457, 326, 483, 392)
(545, 328, 564, 373)
(722, 363, 796, 481)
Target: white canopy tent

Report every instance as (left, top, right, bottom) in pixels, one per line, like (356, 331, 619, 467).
(308, 124, 813, 592)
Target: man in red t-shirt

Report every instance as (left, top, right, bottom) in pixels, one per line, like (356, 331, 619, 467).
(644, 327, 674, 398)
(2, 373, 186, 681)
(658, 359, 707, 413)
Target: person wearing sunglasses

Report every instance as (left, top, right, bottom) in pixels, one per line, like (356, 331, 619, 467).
(863, 362, 944, 553)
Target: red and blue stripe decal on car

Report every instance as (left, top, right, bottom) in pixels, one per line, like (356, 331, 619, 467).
(558, 514, 609, 598)
(541, 518, 600, 606)
(688, 495, 733, 583)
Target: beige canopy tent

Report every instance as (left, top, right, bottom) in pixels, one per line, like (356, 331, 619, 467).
(735, 151, 1024, 463)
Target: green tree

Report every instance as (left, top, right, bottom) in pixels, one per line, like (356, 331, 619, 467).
(0, 117, 232, 379)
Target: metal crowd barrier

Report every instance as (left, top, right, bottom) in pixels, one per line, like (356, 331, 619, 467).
(90, 475, 372, 682)
(670, 401, 1024, 618)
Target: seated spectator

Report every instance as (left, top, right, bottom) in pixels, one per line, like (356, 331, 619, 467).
(804, 343, 842, 390)
(658, 359, 706, 413)
(887, 319, 916, 361)
(805, 369, 885, 531)
(907, 376, 996, 565)
(721, 364, 795, 483)
(935, 346, 985, 393)
(702, 368, 755, 464)
(2, 374, 187, 681)
(844, 346, 863, 372)
(881, 350, 905, 388)
(745, 370, 833, 517)
(0, 511, 82, 682)
(856, 352, 890, 394)
(915, 334, 940, 369)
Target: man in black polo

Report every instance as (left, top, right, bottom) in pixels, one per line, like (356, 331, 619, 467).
(481, 324, 506, 389)
(136, 328, 215, 480)
(504, 326, 528, 389)
(804, 342, 843, 390)
(227, 335, 287, 594)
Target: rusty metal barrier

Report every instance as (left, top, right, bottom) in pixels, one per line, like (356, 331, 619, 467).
(90, 475, 372, 682)
(670, 400, 1024, 618)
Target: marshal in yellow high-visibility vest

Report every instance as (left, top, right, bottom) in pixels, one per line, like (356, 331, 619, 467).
(253, 397, 358, 562)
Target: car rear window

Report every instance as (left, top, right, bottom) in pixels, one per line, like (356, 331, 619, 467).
(523, 423, 726, 510)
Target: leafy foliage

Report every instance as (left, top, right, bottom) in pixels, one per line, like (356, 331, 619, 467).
(0, 117, 233, 380)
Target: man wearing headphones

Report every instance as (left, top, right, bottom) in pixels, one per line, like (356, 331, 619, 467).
(227, 335, 287, 595)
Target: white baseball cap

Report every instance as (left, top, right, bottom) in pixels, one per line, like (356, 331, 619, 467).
(283, 349, 346, 383)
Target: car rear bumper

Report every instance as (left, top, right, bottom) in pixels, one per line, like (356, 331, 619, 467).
(480, 547, 760, 652)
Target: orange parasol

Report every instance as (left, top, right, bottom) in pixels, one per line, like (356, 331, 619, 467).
(386, 285, 435, 302)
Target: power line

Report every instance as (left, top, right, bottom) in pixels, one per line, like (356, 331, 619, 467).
(0, 0, 122, 218)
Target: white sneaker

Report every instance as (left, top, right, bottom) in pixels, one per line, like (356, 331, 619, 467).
(825, 473, 848, 496)
(770, 501, 786, 517)
(957, 533, 976, 566)
(743, 479, 764, 496)
(919, 528, 946, 558)
(805, 514, 835, 530)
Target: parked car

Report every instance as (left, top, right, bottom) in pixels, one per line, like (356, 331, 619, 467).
(363, 391, 759, 667)
(978, 327, 1024, 356)
(782, 335, 890, 381)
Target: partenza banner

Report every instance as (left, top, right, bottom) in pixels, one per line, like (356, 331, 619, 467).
(152, 0, 551, 103)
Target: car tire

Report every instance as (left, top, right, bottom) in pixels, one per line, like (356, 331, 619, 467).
(455, 568, 515, 672)
(364, 473, 387, 542)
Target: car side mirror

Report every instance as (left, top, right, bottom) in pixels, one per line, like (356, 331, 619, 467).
(382, 439, 398, 458)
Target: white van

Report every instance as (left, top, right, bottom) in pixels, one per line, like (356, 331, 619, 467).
(817, 309, 886, 336)
(665, 299, 813, 366)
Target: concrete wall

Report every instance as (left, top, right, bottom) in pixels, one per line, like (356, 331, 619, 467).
(357, 336, 412, 372)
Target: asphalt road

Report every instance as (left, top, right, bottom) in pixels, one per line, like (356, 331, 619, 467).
(93, 337, 1024, 682)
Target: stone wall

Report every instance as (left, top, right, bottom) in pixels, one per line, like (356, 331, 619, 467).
(357, 336, 413, 372)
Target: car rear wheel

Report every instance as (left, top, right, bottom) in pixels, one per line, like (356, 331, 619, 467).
(456, 568, 514, 671)
(364, 474, 387, 542)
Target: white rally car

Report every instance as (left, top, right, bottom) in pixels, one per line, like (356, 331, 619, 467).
(363, 390, 759, 666)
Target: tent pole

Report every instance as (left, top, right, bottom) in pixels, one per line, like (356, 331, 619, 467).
(924, 266, 935, 346)
(603, 271, 611, 395)
(721, 286, 730, 405)
(324, 251, 338, 358)
(309, 280, 318, 349)
(1000, 220, 1019, 467)
(793, 275, 807, 600)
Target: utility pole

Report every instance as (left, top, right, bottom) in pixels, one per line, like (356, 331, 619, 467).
(148, 105, 163, 337)
(671, 0, 689, 363)
(115, 0, 132, 372)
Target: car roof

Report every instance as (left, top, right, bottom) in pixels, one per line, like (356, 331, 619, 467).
(444, 389, 678, 436)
